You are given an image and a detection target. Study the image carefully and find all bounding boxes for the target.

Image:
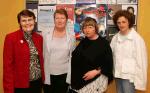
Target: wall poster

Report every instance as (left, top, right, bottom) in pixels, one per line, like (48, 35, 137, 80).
(26, 0, 138, 41)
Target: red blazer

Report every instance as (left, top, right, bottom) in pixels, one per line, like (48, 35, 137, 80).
(3, 29, 45, 93)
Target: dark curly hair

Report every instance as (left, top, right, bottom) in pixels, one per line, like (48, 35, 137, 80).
(113, 10, 134, 29)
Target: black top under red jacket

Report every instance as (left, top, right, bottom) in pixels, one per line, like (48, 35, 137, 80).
(71, 36, 113, 90)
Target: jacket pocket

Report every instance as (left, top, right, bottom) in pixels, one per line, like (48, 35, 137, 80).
(122, 59, 136, 75)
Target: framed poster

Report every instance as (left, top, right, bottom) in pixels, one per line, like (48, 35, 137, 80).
(107, 4, 122, 25)
(39, 0, 56, 4)
(96, 0, 116, 4)
(117, 0, 137, 4)
(107, 26, 118, 41)
(122, 4, 137, 25)
(76, 0, 96, 4)
(26, 0, 138, 40)
(38, 6, 56, 32)
(57, 0, 76, 4)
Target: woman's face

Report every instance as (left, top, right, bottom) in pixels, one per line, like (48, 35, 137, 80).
(83, 25, 97, 40)
(19, 16, 35, 32)
(54, 13, 67, 29)
(117, 16, 129, 34)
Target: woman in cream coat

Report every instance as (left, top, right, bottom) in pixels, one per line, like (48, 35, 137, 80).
(110, 10, 147, 93)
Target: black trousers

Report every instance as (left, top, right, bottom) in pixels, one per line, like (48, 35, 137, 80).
(15, 78, 42, 93)
(43, 73, 69, 93)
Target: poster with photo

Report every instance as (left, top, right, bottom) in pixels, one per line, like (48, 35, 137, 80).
(56, 4, 75, 32)
(74, 4, 98, 40)
(107, 4, 122, 25)
(26, 3, 38, 31)
(57, 0, 76, 4)
(122, 4, 137, 24)
(26, 3, 38, 21)
(76, 0, 96, 4)
(74, 4, 108, 39)
(39, 0, 56, 4)
(117, 0, 137, 4)
(96, 0, 116, 4)
(38, 6, 56, 32)
(26, 0, 138, 41)
(96, 4, 110, 37)
(107, 26, 118, 41)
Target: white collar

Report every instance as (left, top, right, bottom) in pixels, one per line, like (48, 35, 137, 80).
(117, 28, 135, 42)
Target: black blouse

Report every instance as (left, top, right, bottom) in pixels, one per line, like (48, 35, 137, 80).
(71, 36, 113, 90)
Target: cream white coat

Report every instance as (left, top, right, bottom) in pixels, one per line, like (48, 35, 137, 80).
(110, 28, 147, 90)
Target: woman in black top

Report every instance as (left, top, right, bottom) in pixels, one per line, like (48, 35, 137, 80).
(70, 17, 113, 93)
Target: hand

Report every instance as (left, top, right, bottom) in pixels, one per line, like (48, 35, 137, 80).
(83, 69, 101, 81)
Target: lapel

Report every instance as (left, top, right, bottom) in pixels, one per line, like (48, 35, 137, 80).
(45, 29, 53, 53)
(32, 32, 40, 52)
(66, 29, 71, 50)
(117, 29, 134, 43)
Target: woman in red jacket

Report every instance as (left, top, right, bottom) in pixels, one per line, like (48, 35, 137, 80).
(3, 9, 44, 93)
